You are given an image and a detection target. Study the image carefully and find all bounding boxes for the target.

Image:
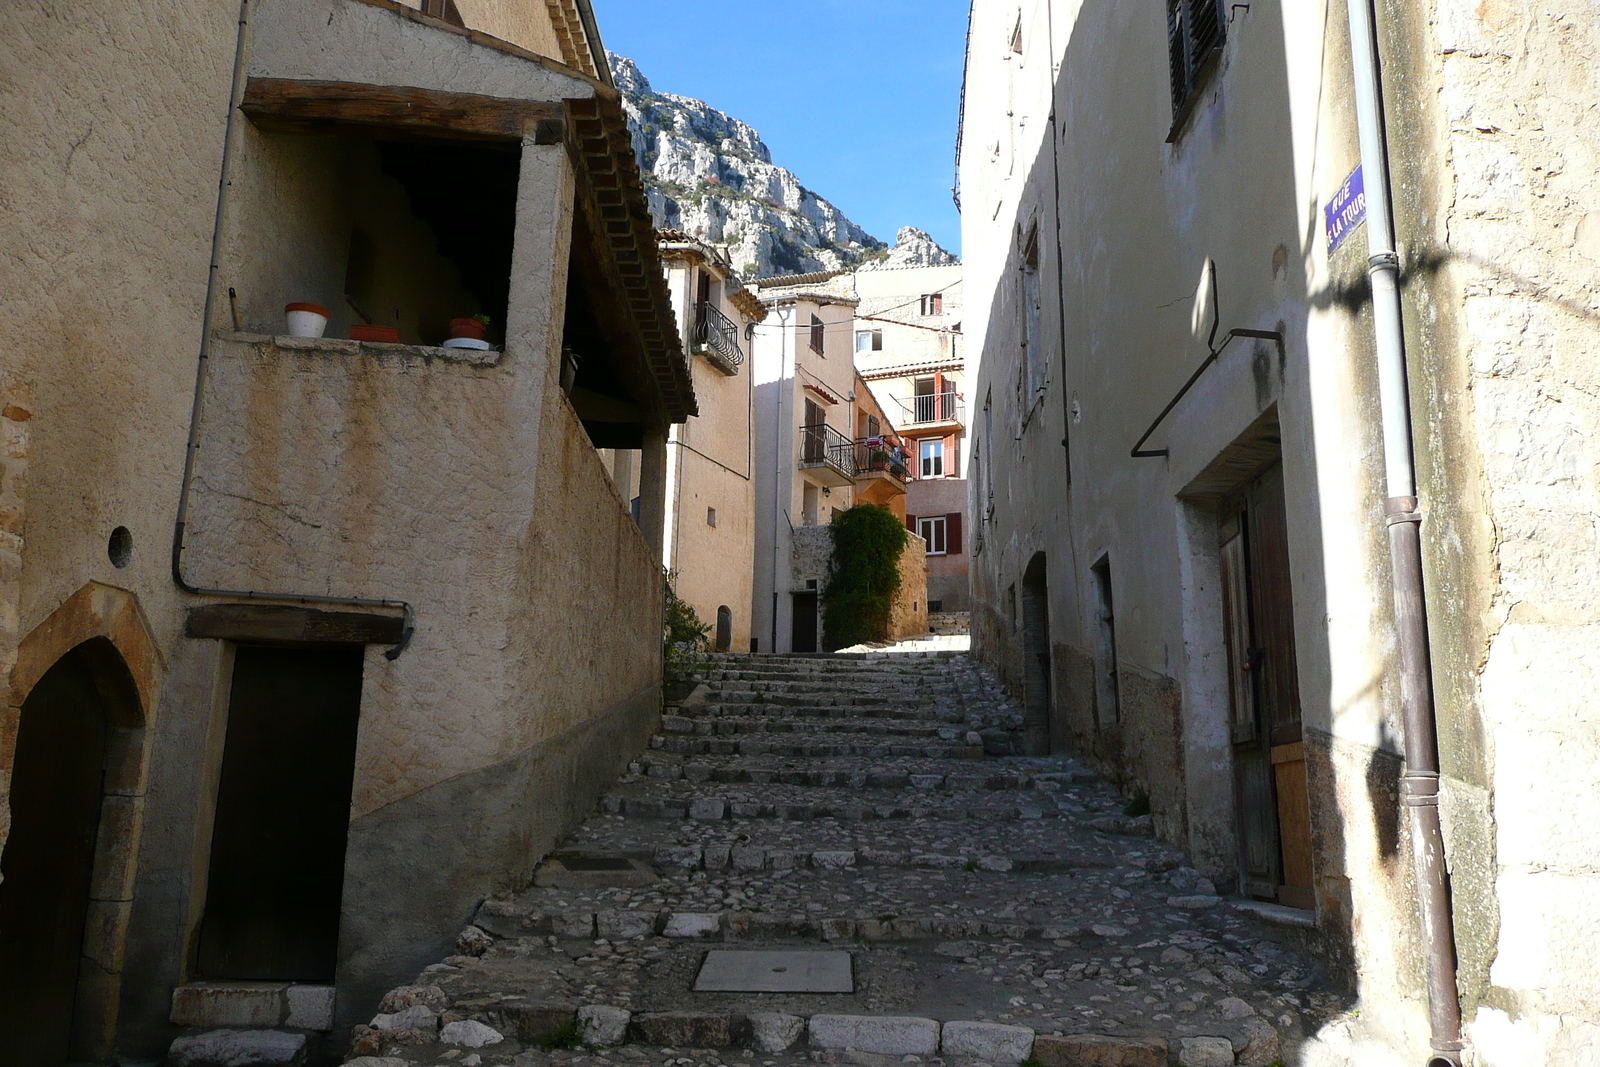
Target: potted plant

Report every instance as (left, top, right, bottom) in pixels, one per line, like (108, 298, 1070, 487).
(450, 313, 491, 340)
(284, 302, 331, 338)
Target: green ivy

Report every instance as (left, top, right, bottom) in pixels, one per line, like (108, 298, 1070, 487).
(822, 504, 908, 651)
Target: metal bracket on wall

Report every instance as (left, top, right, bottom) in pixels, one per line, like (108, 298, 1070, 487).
(1130, 264, 1286, 459)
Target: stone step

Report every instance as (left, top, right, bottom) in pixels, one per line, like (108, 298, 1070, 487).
(601, 793, 1056, 822)
(632, 762, 1046, 790)
(646, 735, 982, 759)
(660, 714, 957, 739)
(695, 701, 967, 723)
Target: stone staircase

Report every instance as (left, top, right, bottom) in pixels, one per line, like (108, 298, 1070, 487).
(342, 652, 1343, 1067)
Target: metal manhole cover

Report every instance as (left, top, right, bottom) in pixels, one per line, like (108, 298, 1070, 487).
(693, 950, 854, 993)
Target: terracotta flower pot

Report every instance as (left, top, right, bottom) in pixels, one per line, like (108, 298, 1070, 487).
(350, 324, 401, 343)
(450, 317, 486, 340)
(284, 302, 331, 338)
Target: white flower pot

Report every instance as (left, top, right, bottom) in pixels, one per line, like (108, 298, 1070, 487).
(284, 302, 330, 338)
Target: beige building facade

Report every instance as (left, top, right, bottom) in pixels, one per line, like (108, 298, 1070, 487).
(652, 233, 765, 653)
(0, 0, 692, 1061)
(750, 273, 924, 653)
(960, 0, 1600, 1063)
(854, 264, 969, 613)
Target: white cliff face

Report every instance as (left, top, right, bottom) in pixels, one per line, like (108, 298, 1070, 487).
(866, 227, 961, 270)
(610, 53, 959, 278)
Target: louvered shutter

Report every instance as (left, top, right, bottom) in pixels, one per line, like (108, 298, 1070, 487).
(946, 512, 963, 555)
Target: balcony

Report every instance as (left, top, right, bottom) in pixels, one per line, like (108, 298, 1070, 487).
(899, 390, 964, 428)
(799, 423, 856, 487)
(852, 437, 909, 504)
(692, 301, 744, 375)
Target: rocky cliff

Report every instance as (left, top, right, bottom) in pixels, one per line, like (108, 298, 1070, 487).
(609, 53, 957, 278)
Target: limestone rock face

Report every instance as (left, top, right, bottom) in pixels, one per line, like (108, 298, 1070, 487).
(609, 53, 955, 278)
(866, 227, 960, 270)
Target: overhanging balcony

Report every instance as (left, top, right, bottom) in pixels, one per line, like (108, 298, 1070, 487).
(693, 301, 744, 375)
(852, 438, 909, 504)
(899, 390, 964, 429)
(799, 423, 855, 487)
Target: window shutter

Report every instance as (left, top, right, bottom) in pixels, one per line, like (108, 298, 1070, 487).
(946, 512, 963, 555)
(906, 513, 918, 533)
(946, 435, 957, 475)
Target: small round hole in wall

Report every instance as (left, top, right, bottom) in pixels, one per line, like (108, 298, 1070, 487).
(108, 526, 133, 569)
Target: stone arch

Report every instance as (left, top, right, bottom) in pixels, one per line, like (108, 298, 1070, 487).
(2, 581, 162, 1061)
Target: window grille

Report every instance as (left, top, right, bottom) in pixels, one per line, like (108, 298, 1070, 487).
(1166, 0, 1225, 122)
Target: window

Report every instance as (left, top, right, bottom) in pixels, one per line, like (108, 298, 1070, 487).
(1009, 15, 1023, 54)
(1021, 228, 1043, 405)
(920, 293, 944, 316)
(919, 516, 947, 554)
(706, 506, 718, 528)
(422, 0, 466, 26)
(867, 415, 881, 439)
(920, 438, 945, 478)
(809, 314, 825, 354)
(983, 390, 995, 518)
(856, 329, 883, 352)
(1166, 0, 1225, 124)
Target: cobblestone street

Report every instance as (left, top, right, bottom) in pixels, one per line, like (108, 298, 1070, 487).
(337, 652, 1347, 1067)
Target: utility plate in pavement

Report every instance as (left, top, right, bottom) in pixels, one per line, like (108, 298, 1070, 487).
(694, 950, 854, 993)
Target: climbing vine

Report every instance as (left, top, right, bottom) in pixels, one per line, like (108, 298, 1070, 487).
(821, 504, 908, 651)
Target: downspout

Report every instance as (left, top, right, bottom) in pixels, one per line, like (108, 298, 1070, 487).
(170, 0, 413, 658)
(1343, 0, 1463, 1062)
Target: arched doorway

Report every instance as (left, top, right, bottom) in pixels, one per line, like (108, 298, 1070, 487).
(0, 637, 140, 1065)
(714, 606, 733, 653)
(1021, 553, 1052, 755)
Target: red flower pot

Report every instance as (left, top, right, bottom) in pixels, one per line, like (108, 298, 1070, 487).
(350, 324, 401, 343)
(450, 318, 486, 340)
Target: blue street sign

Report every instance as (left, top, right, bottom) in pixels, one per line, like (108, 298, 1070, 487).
(1325, 165, 1367, 254)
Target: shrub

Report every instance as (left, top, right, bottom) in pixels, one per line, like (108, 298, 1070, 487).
(821, 504, 908, 651)
(663, 569, 710, 686)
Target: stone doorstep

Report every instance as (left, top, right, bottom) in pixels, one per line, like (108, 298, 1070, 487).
(1230, 899, 1318, 929)
(512, 1005, 1170, 1065)
(470, 905, 1089, 943)
(170, 982, 335, 1031)
(168, 1028, 310, 1067)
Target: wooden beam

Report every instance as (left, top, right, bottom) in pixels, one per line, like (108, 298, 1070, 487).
(241, 78, 562, 142)
(186, 603, 407, 645)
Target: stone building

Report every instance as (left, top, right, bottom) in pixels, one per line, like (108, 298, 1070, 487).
(959, 0, 1599, 1063)
(612, 231, 766, 654)
(853, 264, 970, 613)
(749, 272, 925, 653)
(0, 0, 693, 1061)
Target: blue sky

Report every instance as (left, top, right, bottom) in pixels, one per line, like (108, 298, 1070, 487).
(591, 0, 970, 256)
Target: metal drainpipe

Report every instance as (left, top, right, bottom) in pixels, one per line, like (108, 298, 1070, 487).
(1344, 0, 1464, 1061)
(170, 0, 414, 658)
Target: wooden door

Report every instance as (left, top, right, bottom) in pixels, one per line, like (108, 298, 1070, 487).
(198, 645, 364, 981)
(1220, 463, 1312, 907)
(0, 649, 111, 1066)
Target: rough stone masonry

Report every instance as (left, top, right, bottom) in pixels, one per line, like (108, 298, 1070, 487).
(295, 652, 1345, 1067)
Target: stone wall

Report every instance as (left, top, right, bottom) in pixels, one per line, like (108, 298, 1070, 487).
(790, 524, 928, 646)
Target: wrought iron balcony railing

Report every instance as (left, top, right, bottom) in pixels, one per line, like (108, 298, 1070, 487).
(853, 438, 909, 482)
(799, 422, 856, 478)
(904, 390, 963, 425)
(693, 301, 744, 372)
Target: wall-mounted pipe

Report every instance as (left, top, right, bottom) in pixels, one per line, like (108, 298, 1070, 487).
(1343, 0, 1464, 1061)
(170, 0, 413, 659)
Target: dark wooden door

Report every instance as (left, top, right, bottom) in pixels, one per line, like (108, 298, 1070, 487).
(791, 593, 818, 653)
(1221, 463, 1311, 906)
(0, 648, 110, 1066)
(198, 645, 364, 981)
